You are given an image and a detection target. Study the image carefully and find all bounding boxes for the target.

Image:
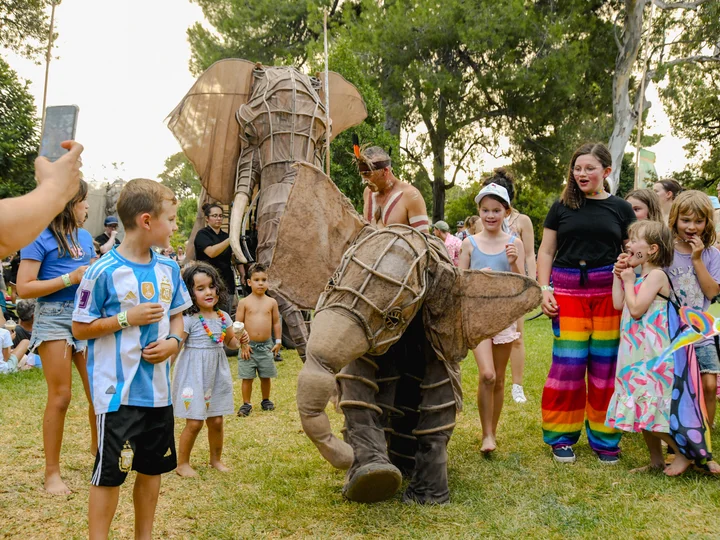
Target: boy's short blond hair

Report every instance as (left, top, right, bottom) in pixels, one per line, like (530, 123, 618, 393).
(668, 190, 716, 248)
(117, 179, 177, 230)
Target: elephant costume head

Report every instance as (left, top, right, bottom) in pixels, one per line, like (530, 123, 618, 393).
(166, 59, 367, 264)
(269, 163, 541, 470)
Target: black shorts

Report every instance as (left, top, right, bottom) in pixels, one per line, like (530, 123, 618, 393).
(91, 405, 176, 487)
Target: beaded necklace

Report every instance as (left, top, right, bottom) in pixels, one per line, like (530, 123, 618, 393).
(586, 189, 606, 197)
(198, 311, 227, 344)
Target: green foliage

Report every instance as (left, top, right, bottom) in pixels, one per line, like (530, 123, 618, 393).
(0, 57, 39, 198)
(615, 153, 636, 200)
(176, 195, 199, 240)
(159, 152, 202, 199)
(0, 0, 52, 60)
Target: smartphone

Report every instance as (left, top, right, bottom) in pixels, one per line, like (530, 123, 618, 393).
(39, 105, 79, 162)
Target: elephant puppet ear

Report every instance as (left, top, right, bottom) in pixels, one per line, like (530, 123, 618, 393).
(459, 270, 542, 350)
(166, 59, 256, 204)
(269, 162, 368, 309)
(319, 72, 368, 142)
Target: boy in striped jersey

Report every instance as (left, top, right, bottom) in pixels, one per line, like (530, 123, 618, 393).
(72, 179, 192, 540)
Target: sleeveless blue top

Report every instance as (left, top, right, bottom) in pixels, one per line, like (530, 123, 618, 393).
(468, 235, 515, 272)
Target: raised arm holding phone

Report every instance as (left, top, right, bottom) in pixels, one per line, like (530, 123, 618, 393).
(0, 140, 84, 258)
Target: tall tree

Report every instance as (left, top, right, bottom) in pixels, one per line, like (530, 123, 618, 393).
(606, 0, 720, 192)
(352, 0, 616, 221)
(0, 57, 39, 198)
(0, 0, 53, 60)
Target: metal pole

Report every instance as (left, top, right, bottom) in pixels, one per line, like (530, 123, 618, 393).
(39, 1, 60, 147)
(324, 9, 331, 177)
(634, 2, 655, 189)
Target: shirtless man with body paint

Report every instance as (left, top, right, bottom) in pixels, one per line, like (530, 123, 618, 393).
(359, 147, 429, 232)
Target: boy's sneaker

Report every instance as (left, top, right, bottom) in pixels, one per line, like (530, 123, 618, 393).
(511, 384, 527, 403)
(552, 445, 576, 463)
(261, 399, 275, 411)
(237, 402, 252, 417)
(596, 452, 619, 465)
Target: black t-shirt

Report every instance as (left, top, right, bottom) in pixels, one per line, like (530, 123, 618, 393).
(95, 233, 121, 247)
(12, 325, 31, 347)
(194, 226, 235, 293)
(544, 196, 636, 269)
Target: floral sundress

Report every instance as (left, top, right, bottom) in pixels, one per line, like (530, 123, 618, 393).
(605, 275, 673, 432)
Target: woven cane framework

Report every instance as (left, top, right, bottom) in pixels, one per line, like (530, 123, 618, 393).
(234, 66, 328, 198)
(316, 225, 431, 356)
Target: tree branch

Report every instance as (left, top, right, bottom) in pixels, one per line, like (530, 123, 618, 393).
(448, 108, 508, 134)
(651, 0, 709, 10)
(445, 136, 483, 190)
(648, 53, 720, 78)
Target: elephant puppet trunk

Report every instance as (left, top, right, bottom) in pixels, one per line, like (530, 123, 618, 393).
(297, 310, 370, 470)
(229, 192, 249, 264)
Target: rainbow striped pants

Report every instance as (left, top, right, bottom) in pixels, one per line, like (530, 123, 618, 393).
(541, 266, 622, 455)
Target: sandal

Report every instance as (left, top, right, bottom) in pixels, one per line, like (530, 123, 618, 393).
(237, 402, 253, 417)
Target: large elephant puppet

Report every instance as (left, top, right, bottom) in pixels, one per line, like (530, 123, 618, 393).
(166, 59, 367, 356)
(269, 163, 542, 504)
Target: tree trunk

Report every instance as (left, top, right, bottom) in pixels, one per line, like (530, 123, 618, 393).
(607, 0, 648, 193)
(431, 140, 446, 223)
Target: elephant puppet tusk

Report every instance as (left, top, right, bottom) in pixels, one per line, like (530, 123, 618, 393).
(230, 192, 249, 264)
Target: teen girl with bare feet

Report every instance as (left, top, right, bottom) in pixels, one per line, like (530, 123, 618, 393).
(459, 183, 525, 453)
(17, 179, 97, 495)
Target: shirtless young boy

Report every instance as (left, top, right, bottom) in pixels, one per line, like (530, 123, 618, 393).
(235, 263, 282, 416)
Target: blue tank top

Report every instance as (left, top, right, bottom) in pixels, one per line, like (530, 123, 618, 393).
(468, 235, 515, 272)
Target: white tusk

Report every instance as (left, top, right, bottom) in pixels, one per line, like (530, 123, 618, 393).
(229, 192, 249, 264)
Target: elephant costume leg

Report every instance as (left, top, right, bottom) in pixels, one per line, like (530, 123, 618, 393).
(296, 310, 367, 470)
(403, 354, 457, 505)
(338, 357, 402, 503)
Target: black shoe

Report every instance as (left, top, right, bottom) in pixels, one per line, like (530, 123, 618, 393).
(261, 399, 275, 411)
(552, 445, 576, 463)
(237, 402, 252, 417)
(596, 452, 619, 465)
(274, 353, 283, 362)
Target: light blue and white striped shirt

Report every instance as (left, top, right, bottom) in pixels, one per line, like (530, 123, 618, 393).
(73, 248, 192, 414)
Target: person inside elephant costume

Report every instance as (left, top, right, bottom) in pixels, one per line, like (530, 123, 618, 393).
(166, 59, 367, 359)
(268, 150, 542, 504)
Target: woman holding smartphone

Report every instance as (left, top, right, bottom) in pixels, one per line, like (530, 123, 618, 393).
(17, 179, 97, 495)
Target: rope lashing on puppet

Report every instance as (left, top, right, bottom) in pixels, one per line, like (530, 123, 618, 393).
(316, 225, 430, 353)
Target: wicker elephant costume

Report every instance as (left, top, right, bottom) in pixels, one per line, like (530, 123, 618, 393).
(270, 164, 542, 503)
(167, 60, 367, 357)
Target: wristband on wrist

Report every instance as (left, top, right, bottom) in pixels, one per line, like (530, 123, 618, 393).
(540, 285, 554, 292)
(275, 339, 282, 344)
(61, 273, 73, 288)
(166, 334, 182, 347)
(117, 311, 130, 328)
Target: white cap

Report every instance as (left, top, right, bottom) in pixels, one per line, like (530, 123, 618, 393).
(474, 183, 511, 206)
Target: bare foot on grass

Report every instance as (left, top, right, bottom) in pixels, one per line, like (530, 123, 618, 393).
(480, 435, 496, 454)
(210, 460, 230, 472)
(664, 453, 691, 477)
(175, 463, 198, 477)
(44, 473, 71, 495)
(694, 460, 720, 476)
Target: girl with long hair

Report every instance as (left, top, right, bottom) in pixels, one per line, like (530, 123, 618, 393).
(537, 143, 636, 464)
(17, 179, 97, 494)
(653, 178, 683, 224)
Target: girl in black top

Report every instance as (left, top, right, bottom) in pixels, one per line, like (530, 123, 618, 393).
(537, 143, 635, 465)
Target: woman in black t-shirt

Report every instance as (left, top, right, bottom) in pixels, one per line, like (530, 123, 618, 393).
(194, 203, 236, 312)
(537, 143, 635, 465)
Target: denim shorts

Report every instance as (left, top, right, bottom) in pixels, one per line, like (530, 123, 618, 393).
(695, 342, 720, 374)
(29, 301, 86, 354)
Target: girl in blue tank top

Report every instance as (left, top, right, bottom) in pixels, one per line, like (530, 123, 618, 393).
(459, 183, 525, 454)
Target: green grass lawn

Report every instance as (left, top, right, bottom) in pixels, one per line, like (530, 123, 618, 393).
(2, 314, 720, 538)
